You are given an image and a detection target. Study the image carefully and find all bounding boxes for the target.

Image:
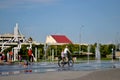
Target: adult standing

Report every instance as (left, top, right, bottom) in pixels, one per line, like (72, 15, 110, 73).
(0, 52, 2, 62)
(9, 51, 13, 62)
(28, 48, 33, 62)
(1, 53, 5, 61)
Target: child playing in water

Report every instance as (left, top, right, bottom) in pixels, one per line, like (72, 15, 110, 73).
(23, 59, 32, 72)
(23, 59, 29, 68)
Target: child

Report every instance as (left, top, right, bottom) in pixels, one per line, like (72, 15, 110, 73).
(23, 59, 29, 68)
(23, 59, 32, 72)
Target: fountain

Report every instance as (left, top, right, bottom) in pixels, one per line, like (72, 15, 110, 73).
(87, 45, 91, 64)
(1, 44, 120, 76)
(95, 43, 101, 63)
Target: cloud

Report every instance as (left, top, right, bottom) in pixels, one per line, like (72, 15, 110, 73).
(0, 0, 58, 9)
(26, 0, 56, 3)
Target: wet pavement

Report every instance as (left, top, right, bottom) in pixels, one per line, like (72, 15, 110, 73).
(0, 60, 120, 76)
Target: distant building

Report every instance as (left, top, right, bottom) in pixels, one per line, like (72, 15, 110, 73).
(0, 33, 25, 43)
(116, 51, 120, 58)
(46, 35, 72, 45)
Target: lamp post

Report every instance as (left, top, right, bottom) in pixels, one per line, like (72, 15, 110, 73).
(79, 25, 84, 54)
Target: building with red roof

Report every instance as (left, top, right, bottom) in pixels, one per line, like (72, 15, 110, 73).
(46, 35, 72, 44)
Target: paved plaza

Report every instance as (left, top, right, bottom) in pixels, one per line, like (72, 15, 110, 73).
(0, 68, 120, 80)
(0, 61, 120, 80)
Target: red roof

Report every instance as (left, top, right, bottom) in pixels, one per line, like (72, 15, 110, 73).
(51, 35, 72, 43)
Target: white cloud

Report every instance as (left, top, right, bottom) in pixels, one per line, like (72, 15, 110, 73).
(0, 0, 59, 9)
(25, 0, 56, 3)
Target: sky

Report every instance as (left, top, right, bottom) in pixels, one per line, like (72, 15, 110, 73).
(0, 0, 120, 44)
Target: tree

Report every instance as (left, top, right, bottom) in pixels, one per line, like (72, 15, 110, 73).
(28, 37, 33, 42)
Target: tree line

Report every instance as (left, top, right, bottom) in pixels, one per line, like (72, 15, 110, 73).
(1, 43, 116, 61)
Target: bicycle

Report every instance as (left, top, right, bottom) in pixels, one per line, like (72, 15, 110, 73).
(58, 55, 74, 67)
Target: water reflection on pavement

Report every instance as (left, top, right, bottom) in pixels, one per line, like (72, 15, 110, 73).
(0, 61, 120, 76)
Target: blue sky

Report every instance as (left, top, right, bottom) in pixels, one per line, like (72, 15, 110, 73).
(0, 0, 120, 44)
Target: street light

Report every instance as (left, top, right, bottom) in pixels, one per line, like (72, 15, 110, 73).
(79, 25, 84, 54)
